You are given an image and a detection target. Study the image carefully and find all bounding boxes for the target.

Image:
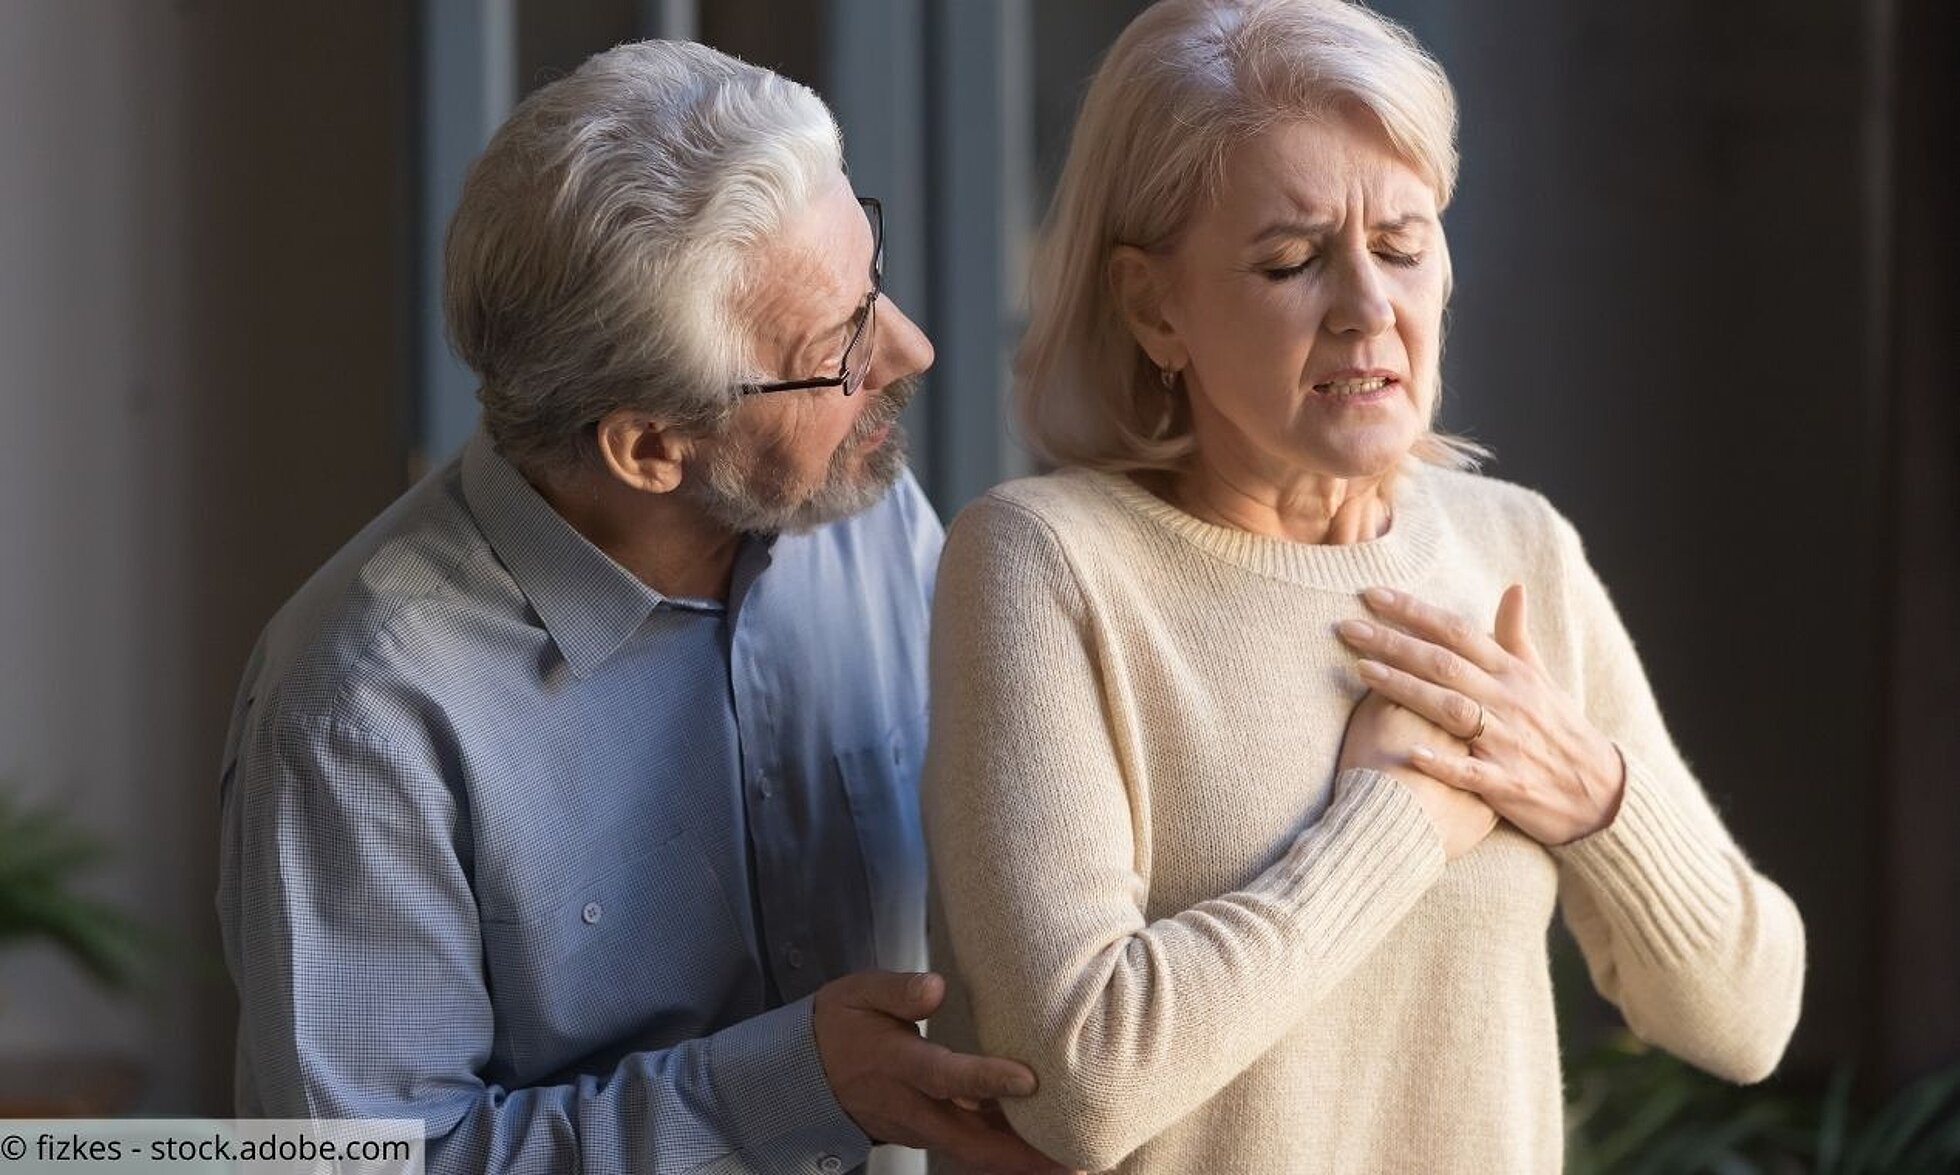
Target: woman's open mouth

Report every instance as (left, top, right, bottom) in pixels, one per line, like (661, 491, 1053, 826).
(1311, 374, 1400, 401)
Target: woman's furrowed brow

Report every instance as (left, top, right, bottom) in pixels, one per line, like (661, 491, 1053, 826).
(1247, 212, 1432, 247)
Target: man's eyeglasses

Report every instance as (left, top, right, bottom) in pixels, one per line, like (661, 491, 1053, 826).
(739, 197, 884, 397)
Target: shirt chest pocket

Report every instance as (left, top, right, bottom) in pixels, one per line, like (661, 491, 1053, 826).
(478, 827, 756, 1079)
(835, 722, 928, 973)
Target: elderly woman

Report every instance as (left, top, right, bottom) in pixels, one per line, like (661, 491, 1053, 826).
(921, 1, 1805, 1172)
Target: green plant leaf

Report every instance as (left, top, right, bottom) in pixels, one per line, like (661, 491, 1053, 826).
(1562, 1023, 1960, 1173)
(0, 786, 148, 990)
(1816, 1064, 1854, 1173)
(1895, 1106, 1960, 1174)
(1631, 1099, 1786, 1175)
(1843, 1067, 1960, 1173)
(1590, 1077, 1697, 1172)
(0, 885, 143, 987)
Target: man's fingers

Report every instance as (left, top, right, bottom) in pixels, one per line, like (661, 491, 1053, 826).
(909, 1096, 1070, 1175)
(900, 1038, 1039, 1101)
(839, 970, 945, 1020)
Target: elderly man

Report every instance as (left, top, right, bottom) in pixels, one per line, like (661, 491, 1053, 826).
(216, 41, 1058, 1175)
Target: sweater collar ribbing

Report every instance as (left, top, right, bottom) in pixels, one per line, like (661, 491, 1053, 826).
(1081, 465, 1445, 592)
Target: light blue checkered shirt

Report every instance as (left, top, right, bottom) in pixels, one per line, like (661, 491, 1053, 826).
(217, 429, 942, 1173)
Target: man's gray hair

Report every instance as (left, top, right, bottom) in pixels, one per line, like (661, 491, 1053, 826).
(444, 40, 842, 477)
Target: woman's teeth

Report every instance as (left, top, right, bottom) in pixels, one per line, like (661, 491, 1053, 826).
(1315, 377, 1391, 396)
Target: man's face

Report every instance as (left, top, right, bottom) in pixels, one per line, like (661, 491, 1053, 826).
(683, 174, 934, 534)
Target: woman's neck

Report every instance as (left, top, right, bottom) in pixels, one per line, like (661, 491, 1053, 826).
(1160, 458, 1394, 545)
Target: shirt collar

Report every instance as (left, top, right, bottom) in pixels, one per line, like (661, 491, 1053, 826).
(461, 428, 665, 679)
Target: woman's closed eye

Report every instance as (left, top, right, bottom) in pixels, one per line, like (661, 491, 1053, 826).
(1260, 255, 1318, 281)
(1260, 246, 1424, 282)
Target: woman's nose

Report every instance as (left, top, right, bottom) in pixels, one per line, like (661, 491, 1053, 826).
(1324, 253, 1396, 337)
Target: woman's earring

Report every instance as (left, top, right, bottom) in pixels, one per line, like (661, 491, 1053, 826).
(1152, 364, 1183, 438)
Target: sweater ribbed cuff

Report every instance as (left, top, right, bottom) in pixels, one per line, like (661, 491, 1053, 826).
(1549, 751, 1739, 965)
(1277, 768, 1447, 979)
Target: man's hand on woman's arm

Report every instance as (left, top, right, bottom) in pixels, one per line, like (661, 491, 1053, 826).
(814, 970, 1071, 1175)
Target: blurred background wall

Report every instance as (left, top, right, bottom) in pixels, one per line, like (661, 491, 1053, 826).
(0, 0, 1951, 1120)
(0, 2, 410, 1110)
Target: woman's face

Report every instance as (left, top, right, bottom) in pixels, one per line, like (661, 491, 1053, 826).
(1145, 110, 1447, 485)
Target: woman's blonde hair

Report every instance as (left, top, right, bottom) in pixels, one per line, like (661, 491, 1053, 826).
(1016, 0, 1485, 472)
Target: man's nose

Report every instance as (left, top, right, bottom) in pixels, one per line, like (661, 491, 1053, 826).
(864, 297, 934, 391)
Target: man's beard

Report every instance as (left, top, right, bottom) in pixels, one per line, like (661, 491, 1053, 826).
(681, 375, 918, 535)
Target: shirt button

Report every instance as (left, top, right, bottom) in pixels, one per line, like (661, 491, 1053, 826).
(819, 1156, 843, 1173)
(785, 945, 805, 969)
(756, 772, 774, 800)
(581, 901, 603, 925)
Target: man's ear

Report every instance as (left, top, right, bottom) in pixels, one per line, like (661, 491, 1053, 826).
(593, 408, 695, 495)
(1109, 245, 1187, 372)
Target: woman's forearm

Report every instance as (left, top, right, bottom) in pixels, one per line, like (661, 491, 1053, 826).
(931, 764, 1443, 1171)
(1553, 751, 1806, 1083)
(1547, 508, 1806, 1082)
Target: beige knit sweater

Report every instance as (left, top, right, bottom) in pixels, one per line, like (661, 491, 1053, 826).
(921, 465, 1804, 1174)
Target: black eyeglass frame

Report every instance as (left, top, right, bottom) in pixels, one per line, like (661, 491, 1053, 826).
(737, 197, 884, 397)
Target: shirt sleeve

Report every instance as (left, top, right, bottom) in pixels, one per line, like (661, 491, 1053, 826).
(218, 706, 869, 1175)
(922, 496, 1446, 1173)
(1540, 506, 1806, 1084)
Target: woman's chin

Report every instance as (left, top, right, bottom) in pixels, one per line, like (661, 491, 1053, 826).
(1298, 432, 1419, 482)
